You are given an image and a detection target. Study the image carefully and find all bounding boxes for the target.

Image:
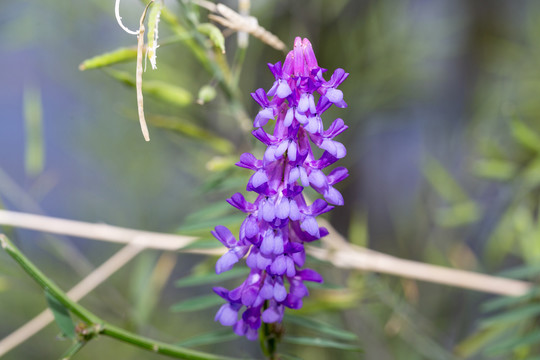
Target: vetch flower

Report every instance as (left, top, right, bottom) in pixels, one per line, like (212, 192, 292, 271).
(212, 37, 349, 339)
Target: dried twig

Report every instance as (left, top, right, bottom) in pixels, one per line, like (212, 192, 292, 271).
(194, 0, 286, 51)
(136, 1, 154, 142)
(0, 209, 532, 297)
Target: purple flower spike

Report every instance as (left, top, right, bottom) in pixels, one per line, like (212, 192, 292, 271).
(212, 37, 348, 340)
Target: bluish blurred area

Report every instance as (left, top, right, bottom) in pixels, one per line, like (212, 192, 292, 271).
(1, 1, 539, 359)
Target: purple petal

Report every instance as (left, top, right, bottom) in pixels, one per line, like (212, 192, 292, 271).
(250, 88, 269, 107)
(302, 38, 318, 70)
(325, 186, 344, 205)
(301, 216, 319, 237)
(276, 80, 292, 98)
(299, 167, 310, 187)
(325, 88, 343, 103)
(251, 170, 269, 188)
(273, 281, 287, 301)
(298, 93, 310, 113)
(288, 141, 297, 161)
(275, 140, 289, 158)
(215, 304, 238, 326)
(211, 225, 236, 247)
(260, 232, 275, 255)
(264, 146, 277, 162)
(270, 255, 286, 275)
(256, 252, 272, 270)
(261, 199, 276, 222)
(262, 307, 281, 323)
(244, 216, 259, 239)
(273, 234, 284, 255)
(284, 107, 294, 127)
(216, 250, 239, 274)
(260, 282, 274, 299)
(327, 166, 349, 185)
(237, 153, 260, 170)
(241, 287, 258, 306)
(254, 107, 274, 127)
(285, 256, 296, 277)
(227, 193, 255, 212)
(324, 118, 348, 138)
(308, 169, 326, 188)
(297, 268, 324, 283)
(289, 199, 301, 221)
(275, 199, 290, 220)
(289, 166, 300, 185)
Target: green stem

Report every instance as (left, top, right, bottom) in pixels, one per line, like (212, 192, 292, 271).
(0, 234, 243, 360)
(60, 340, 87, 360)
(258, 301, 278, 360)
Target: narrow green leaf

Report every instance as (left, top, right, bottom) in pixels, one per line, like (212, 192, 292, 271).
(104, 69, 192, 107)
(170, 294, 223, 312)
(454, 326, 509, 357)
(435, 201, 481, 227)
(485, 330, 540, 356)
(283, 336, 362, 352)
(79, 47, 137, 70)
(482, 288, 540, 313)
(197, 23, 225, 53)
(182, 202, 236, 226)
(284, 315, 358, 341)
(480, 304, 540, 328)
(147, 115, 234, 155)
(473, 159, 517, 180)
(423, 156, 469, 203)
(496, 264, 540, 280)
(143, 81, 192, 107)
(45, 290, 76, 339)
(175, 267, 249, 288)
(176, 329, 238, 347)
(23, 85, 44, 176)
(511, 118, 540, 152)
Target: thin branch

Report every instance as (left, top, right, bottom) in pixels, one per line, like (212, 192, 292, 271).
(194, 0, 286, 51)
(0, 209, 532, 297)
(0, 234, 242, 360)
(0, 209, 197, 250)
(0, 244, 145, 357)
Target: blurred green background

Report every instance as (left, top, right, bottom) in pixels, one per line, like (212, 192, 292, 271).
(2, 0, 540, 359)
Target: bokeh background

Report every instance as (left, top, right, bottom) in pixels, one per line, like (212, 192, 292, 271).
(2, 0, 540, 359)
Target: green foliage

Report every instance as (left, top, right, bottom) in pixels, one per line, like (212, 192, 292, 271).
(197, 23, 226, 54)
(170, 294, 224, 313)
(79, 47, 138, 70)
(457, 266, 540, 359)
(45, 290, 76, 340)
(23, 86, 44, 177)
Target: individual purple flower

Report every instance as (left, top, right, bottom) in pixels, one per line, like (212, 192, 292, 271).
(212, 37, 349, 339)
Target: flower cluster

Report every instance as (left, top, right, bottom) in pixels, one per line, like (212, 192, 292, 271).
(212, 37, 349, 340)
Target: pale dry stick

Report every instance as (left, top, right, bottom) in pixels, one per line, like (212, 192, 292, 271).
(314, 219, 531, 297)
(194, 0, 286, 51)
(0, 244, 144, 357)
(0, 209, 198, 250)
(237, 0, 250, 48)
(0, 209, 532, 297)
(136, 1, 155, 142)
